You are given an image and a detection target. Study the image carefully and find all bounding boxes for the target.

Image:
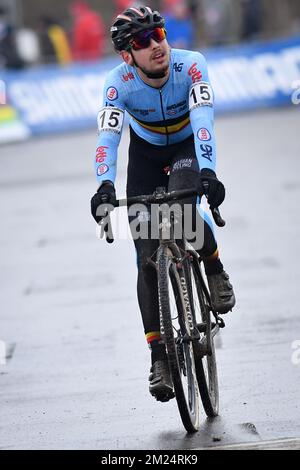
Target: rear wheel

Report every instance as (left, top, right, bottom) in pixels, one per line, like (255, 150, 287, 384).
(188, 256, 219, 417)
(157, 245, 200, 433)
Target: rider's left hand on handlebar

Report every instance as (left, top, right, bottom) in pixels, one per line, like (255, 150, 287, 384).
(199, 169, 225, 209)
(91, 181, 116, 224)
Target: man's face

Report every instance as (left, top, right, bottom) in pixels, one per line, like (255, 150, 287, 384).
(130, 35, 170, 77)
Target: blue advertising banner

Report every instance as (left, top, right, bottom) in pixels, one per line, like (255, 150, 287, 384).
(206, 35, 300, 112)
(0, 59, 121, 139)
(0, 35, 299, 143)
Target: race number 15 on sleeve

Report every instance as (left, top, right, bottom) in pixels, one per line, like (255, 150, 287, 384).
(189, 82, 213, 111)
(97, 107, 124, 134)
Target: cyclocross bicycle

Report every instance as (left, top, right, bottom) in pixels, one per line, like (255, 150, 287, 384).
(100, 185, 226, 433)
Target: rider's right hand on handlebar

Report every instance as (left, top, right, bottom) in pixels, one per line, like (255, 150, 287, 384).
(91, 181, 116, 224)
(199, 169, 225, 209)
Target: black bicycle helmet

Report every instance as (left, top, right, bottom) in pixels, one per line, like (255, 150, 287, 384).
(111, 5, 165, 52)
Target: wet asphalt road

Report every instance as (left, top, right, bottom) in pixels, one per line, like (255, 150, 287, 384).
(0, 107, 300, 450)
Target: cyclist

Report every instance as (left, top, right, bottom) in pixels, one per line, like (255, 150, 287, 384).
(91, 5, 235, 402)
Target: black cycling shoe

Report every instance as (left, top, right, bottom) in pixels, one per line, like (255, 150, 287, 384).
(149, 359, 175, 402)
(207, 270, 236, 314)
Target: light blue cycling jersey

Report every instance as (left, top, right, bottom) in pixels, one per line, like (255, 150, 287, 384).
(94, 48, 216, 185)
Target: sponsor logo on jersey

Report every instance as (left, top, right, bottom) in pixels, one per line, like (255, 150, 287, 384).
(166, 100, 187, 115)
(200, 144, 213, 162)
(97, 164, 109, 176)
(132, 108, 156, 116)
(122, 72, 135, 82)
(188, 63, 202, 83)
(96, 146, 108, 163)
(106, 87, 118, 101)
(173, 62, 184, 72)
(172, 158, 193, 171)
(197, 128, 211, 141)
(167, 100, 186, 111)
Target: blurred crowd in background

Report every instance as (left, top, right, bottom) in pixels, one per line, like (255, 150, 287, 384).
(0, 0, 300, 69)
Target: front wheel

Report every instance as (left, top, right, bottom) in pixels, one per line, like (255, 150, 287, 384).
(189, 256, 219, 417)
(157, 245, 200, 433)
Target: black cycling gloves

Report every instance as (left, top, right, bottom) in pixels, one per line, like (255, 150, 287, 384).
(91, 181, 116, 223)
(199, 169, 225, 209)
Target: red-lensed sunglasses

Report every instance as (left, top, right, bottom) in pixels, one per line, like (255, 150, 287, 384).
(128, 27, 166, 51)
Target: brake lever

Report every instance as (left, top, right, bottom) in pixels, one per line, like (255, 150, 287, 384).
(211, 207, 226, 227)
(202, 181, 226, 228)
(99, 207, 114, 243)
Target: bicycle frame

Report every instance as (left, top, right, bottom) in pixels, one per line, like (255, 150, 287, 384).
(99, 185, 225, 357)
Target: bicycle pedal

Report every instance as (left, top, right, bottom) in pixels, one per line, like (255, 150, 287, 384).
(154, 391, 175, 403)
(150, 382, 175, 402)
